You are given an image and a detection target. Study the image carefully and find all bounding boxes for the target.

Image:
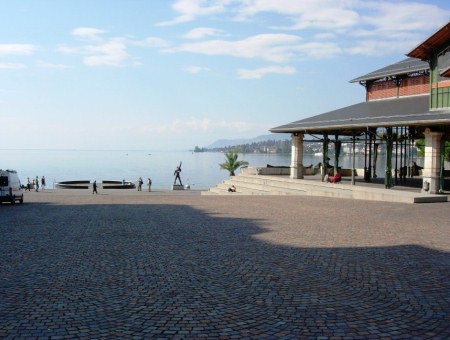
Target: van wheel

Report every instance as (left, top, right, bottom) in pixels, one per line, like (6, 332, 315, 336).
(11, 196, 16, 204)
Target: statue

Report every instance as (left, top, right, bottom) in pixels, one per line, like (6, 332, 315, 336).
(173, 162, 182, 186)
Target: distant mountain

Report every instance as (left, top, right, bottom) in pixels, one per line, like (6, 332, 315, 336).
(205, 133, 290, 149)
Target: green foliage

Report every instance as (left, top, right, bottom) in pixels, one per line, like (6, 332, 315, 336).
(416, 139, 450, 162)
(415, 139, 425, 157)
(219, 152, 249, 176)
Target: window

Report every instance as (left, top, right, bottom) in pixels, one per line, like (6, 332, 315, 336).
(0, 176, 8, 186)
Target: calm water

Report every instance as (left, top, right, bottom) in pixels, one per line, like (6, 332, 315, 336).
(0, 149, 423, 189)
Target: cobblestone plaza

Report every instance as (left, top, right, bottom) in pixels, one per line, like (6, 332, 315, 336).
(1, 190, 449, 339)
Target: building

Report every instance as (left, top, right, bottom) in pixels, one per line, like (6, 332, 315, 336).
(270, 22, 450, 194)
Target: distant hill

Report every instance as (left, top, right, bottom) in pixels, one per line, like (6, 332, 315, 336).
(205, 133, 290, 149)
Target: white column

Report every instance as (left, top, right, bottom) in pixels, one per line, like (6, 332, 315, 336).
(290, 133, 304, 179)
(422, 129, 443, 194)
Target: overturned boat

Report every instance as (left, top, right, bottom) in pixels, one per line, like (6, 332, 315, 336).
(55, 180, 90, 189)
(55, 180, 136, 189)
(102, 180, 136, 189)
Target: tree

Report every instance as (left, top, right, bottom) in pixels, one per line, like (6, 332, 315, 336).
(219, 152, 249, 176)
(416, 139, 450, 162)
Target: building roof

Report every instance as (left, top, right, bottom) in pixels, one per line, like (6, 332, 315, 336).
(441, 65, 450, 77)
(270, 95, 450, 136)
(350, 58, 429, 83)
(407, 22, 450, 60)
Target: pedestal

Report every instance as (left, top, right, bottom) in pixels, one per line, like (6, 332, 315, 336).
(172, 185, 185, 190)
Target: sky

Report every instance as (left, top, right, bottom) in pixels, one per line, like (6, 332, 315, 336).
(1, 0, 449, 150)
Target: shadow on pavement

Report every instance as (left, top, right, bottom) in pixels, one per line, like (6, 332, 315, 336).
(1, 203, 449, 338)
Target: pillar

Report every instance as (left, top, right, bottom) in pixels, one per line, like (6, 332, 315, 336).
(290, 132, 304, 179)
(422, 128, 443, 194)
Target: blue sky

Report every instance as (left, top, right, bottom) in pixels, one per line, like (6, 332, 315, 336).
(1, 0, 449, 150)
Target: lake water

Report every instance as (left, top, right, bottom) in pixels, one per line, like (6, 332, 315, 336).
(0, 149, 423, 189)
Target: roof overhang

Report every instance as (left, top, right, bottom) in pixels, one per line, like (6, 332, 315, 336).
(350, 58, 429, 84)
(407, 22, 450, 60)
(270, 95, 450, 136)
(440, 65, 450, 78)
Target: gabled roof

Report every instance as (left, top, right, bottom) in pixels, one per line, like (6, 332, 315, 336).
(407, 22, 450, 60)
(270, 95, 450, 136)
(350, 58, 429, 83)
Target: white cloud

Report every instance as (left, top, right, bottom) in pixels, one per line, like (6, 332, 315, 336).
(184, 65, 210, 73)
(0, 62, 26, 70)
(157, 0, 232, 26)
(182, 27, 226, 39)
(83, 38, 130, 67)
(169, 34, 303, 62)
(314, 32, 336, 40)
(0, 44, 36, 56)
(134, 37, 170, 48)
(235, 0, 360, 30)
(360, 1, 450, 33)
(169, 33, 342, 61)
(346, 1, 450, 55)
(159, 0, 450, 59)
(61, 28, 172, 67)
(346, 39, 414, 57)
(238, 65, 296, 79)
(72, 27, 106, 41)
(59, 33, 132, 67)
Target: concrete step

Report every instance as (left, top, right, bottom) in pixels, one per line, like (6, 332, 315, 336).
(216, 181, 299, 195)
(202, 174, 448, 203)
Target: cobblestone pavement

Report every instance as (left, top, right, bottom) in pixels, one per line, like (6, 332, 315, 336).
(1, 190, 449, 339)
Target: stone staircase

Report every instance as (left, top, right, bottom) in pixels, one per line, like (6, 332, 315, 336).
(202, 174, 448, 203)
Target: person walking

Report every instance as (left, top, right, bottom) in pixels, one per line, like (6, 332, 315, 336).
(92, 180, 98, 194)
(35, 176, 39, 192)
(41, 176, 46, 190)
(147, 177, 152, 192)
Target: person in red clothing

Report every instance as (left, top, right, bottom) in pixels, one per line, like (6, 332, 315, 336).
(328, 172, 342, 183)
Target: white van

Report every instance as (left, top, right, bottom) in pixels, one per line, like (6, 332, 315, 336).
(0, 169, 24, 204)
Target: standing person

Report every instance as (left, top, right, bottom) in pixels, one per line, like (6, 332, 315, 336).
(26, 177, 31, 191)
(137, 177, 143, 191)
(41, 176, 46, 190)
(35, 176, 39, 192)
(147, 178, 152, 192)
(92, 180, 98, 194)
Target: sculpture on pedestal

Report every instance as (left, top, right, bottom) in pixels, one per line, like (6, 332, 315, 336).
(173, 162, 182, 186)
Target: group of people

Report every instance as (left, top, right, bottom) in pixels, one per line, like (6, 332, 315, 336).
(25, 176, 46, 191)
(137, 177, 152, 192)
(92, 177, 153, 194)
(94, 165, 181, 193)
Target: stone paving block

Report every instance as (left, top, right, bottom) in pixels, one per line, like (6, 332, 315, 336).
(0, 193, 449, 338)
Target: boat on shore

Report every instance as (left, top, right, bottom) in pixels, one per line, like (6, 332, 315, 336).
(55, 180, 136, 189)
(55, 180, 90, 189)
(102, 180, 136, 189)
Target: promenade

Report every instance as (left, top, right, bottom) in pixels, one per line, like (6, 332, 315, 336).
(1, 190, 449, 339)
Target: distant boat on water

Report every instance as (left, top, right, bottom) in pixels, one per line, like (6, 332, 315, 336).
(314, 152, 323, 156)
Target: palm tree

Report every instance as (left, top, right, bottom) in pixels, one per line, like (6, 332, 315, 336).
(219, 152, 249, 176)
